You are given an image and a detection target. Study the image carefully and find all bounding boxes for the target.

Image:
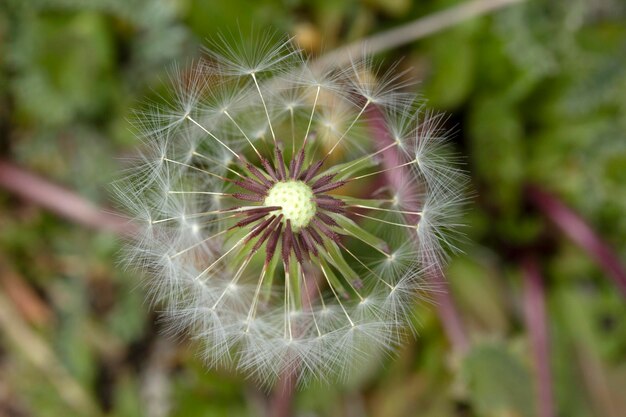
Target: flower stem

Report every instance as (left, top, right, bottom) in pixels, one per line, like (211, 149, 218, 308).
(268, 372, 297, 417)
(429, 270, 470, 354)
(314, 0, 525, 68)
(0, 159, 135, 237)
(522, 255, 555, 417)
(527, 185, 626, 297)
(365, 106, 470, 355)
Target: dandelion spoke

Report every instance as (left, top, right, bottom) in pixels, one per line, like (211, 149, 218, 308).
(289, 107, 296, 154)
(337, 141, 398, 173)
(320, 263, 354, 327)
(150, 212, 223, 225)
(149, 206, 269, 225)
(284, 266, 293, 340)
(246, 265, 269, 331)
(351, 212, 417, 229)
(171, 229, 230, 258)
(163, 158, 228, 181)
(348, 160, 414, 181)
(340, 196, 396, 205)
(192, 151, 243, 178)
(347, 204, 423, 217)
(303, 85, 320, 147)
(211, 253, 255, 309)
(251, 72, 276, 144)
(337, 242, 394, 290)
(223, 110, 262, 159)
(168, 190, 227, 196)
(197, 213, 242, 227)
(194, 233, 252, 282)
(185, 115, 240, 159)
(327, 99, 370, 157)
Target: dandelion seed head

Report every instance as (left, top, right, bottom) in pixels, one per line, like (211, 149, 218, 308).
(116, 33, 466, 387)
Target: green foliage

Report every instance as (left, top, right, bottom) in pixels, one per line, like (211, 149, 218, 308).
(463, 343, 534, 417)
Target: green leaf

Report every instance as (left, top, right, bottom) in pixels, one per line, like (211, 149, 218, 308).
(462, 343, 535, 417)
(422, 29, 476, 109)
(468, 96, 524, 212)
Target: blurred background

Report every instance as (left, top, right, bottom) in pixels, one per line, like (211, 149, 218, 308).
(0, 0, 625, 416)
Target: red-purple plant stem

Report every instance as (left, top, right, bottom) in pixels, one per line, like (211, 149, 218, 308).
(522, 255, 555, 417)
(268, 372, 297, 417)
(268, 267, 321, 417)
(527, 186, 626, 298)
(429, 271, 470, 354)
(365, 106, 470, 354)
(0, 159, 136, 237)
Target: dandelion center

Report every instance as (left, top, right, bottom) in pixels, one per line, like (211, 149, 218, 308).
(264, 181, 316, 230)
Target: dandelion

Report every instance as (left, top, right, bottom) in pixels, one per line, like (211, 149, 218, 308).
(116, 33, 466, 386)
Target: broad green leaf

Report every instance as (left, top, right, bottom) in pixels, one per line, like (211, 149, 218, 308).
(462, 343, 534, 417)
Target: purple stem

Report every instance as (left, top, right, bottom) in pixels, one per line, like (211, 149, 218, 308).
(527, 186, 626, 297)
(0, 159, 136, 237)
(522, 255, 555, 417)
(267, 266, 322, 417)
(429, 271, 470, 354)
(366, 106, 470, 354)
(268, 372, 297, 417)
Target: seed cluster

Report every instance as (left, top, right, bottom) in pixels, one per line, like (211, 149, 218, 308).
(118, 34, 466, 386)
